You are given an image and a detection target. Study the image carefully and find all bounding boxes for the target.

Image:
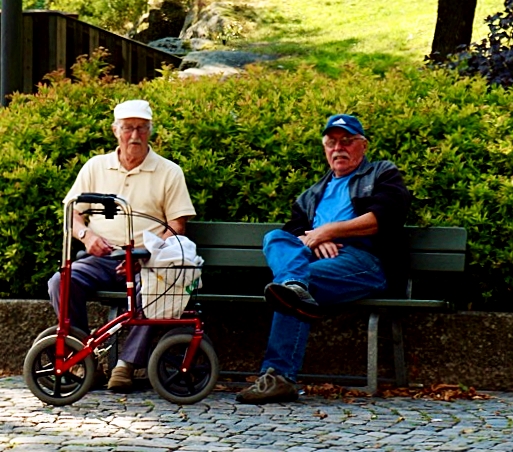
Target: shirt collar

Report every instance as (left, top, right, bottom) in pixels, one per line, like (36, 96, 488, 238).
(106, 146, 159, 173)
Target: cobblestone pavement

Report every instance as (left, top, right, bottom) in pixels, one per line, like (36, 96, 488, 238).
(2, 376, 513, 452)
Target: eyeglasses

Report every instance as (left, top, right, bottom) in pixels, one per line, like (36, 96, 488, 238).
(120, 125, 151, 135)
(325, 136, 365, 148)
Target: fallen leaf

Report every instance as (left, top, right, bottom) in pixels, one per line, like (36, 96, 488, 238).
(313, 409, 328, 419)
(302, 382, 493, 402)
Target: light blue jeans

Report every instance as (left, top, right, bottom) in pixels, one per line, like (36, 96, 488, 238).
(260, 229, 387, 381)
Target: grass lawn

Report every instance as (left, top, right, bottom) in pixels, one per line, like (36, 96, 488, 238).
(231, 0, 505, 75)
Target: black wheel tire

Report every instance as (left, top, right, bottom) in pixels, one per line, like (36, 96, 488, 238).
(32, 326, 92, 393)
(24, 334, 95, 406)
(160, 327, 214, 346)
(33, 325, 88, 346)
(148, 333, 219, 404)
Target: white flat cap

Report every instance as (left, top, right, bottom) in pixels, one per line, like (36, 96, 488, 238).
(114, 100, 152, 120)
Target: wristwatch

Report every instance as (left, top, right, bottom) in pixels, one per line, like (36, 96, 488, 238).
(78, 228, 89, 241)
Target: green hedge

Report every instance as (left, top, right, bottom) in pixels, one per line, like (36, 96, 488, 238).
(2, 52, 513, 309)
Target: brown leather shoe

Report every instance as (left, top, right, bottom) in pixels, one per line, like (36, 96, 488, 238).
(236, 368, 298, 404)
(107, 366, 133, 393)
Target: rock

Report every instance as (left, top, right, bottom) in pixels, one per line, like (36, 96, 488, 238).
(148, 37, 216, 57)
(148, 37, 189, 55)
(179, 50, 274, 70)
(179, 2, 243, 41)
(178, 64, 240, 79)
(133, 0, 187, 43)
(189, 37, 215, 51)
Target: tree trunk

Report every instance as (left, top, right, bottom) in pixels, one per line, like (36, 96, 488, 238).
(430, 0, 477, 62)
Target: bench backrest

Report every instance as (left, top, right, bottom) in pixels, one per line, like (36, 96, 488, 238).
(187, 222, 467, 273)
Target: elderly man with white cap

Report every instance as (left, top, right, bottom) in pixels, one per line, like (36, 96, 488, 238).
(48, 100, 196, 393)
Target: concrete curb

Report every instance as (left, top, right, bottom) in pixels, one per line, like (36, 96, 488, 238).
(3, 299, 513, 390)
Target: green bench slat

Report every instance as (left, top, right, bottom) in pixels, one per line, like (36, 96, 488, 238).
(407, 226, 467, 252)
(93, 292, 448, 310)
(187, 222, 282, 248)
(354, 298, 448, 308)
(195, 248, 466, 273)
(196, 248, 268, 267)
(188, 222, 467, 252)
(95, 291, 126, 298)
(409, 252, 466, 272)
(189, 223, 467, 273)
(195, 293, 448, 309)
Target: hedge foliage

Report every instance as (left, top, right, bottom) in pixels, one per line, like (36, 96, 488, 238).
(2, 51, 513, 309)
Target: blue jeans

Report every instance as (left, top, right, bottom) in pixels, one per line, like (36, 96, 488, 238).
(48, 256, 153, 367)
(260, 229, 387, 381)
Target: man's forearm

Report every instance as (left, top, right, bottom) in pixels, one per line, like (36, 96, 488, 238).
(72, 210, 88, 240)
(330, 212, 379, 238)
(303, 212, 378, 248)
(162, 216, 189, 238)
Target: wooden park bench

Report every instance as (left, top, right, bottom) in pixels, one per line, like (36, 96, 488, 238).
(93, 222, 467, 393)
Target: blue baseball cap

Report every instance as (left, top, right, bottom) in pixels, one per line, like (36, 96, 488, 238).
(322, 114, 365, 136)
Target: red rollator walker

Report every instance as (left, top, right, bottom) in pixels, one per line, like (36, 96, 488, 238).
(24, 193, 219, 406)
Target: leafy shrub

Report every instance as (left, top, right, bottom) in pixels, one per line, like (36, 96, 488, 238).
(2, 52, 513, 310)
(432, 0, 513, 87)
(24, 0, 148, 35)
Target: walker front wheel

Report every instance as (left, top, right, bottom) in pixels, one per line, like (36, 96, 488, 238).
(33, 325, 88, 345)
(24, 335, 95, 406)
(148, 333, 219, 404)
(32, 327, 91, 393)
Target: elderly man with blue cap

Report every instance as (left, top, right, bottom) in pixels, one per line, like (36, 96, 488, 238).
(48, 100, 196, 393)
(237, 113, 411, 404)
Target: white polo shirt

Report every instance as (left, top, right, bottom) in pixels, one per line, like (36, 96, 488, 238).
(64, 147, 196, 247)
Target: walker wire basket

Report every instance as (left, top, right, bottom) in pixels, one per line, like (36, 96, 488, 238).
(139, 264, 202, 319)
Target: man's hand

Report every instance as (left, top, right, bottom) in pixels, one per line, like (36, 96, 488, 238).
(83, 232, 114, 257)
(312, 241, 342, 259)
(299, 232, 342, 259)
(115, 258, 142, 276)
(303, 224, 336, 249)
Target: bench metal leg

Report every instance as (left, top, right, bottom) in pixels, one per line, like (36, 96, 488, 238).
(366, 312, 379, 394)
(106, 306, 119, 371)
(392, 318, 408, 387)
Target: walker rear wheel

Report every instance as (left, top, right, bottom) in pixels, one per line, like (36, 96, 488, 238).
(148, 333, 218, 404)
(24, 335, 95, 406)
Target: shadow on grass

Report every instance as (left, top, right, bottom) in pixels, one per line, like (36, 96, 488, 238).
(236, 37, 419, 77)
(230, 4, 423, 76)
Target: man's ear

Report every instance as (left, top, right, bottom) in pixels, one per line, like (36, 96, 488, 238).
(112, 125, 119, 139)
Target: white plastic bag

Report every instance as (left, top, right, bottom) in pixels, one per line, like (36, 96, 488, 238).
(140, 230, 204, 319)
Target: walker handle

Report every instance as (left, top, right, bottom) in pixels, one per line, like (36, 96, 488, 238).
(75, 193, 118, 219)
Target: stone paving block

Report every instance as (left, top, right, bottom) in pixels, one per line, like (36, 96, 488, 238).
(233, 449, 282, 452)
(13, 447, 58, 451)
(116, 447, 170, 452)
(284, 447, 317, 452)
(178, 445, 233, 451)
(61, 448, 113, 452)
